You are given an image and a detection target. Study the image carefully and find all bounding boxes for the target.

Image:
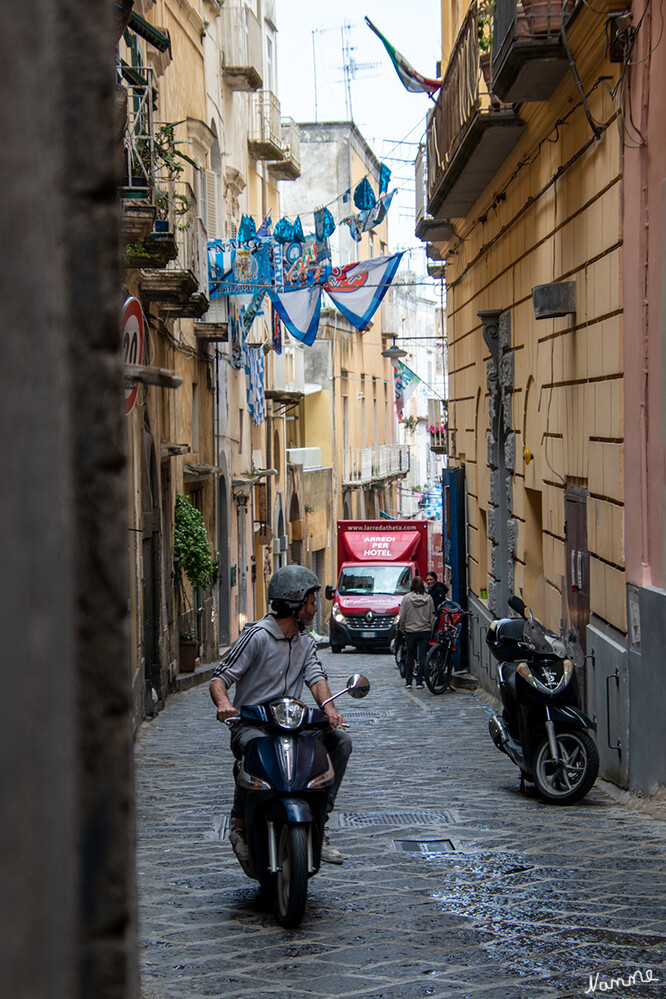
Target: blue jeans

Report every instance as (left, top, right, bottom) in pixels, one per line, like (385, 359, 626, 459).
(405, 631, 430, 684)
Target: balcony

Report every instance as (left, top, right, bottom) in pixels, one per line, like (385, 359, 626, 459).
(248, 91, 283, 160)
(221, 4, 263, 91)
(342, 445, 410, 487)
(491, 0, 570, 103)
(139, 182, 209, 318)
(426, 0, 525, 220)
(415, 144, 452, 243)
(429, 426, 448, 454)
(287, 447, 323, 470)
(119, 64, 156, 242)
(195, 297, 229, 342)
(267, 119, 302, 181)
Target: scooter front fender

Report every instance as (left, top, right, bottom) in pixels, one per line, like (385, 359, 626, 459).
(266, 797, 313, 825)
(549, 704, 596, 731)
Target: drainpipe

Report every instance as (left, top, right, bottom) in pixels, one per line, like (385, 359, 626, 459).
(638, 7, 652, 583)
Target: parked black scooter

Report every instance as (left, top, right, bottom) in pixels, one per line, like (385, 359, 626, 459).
(486, 588, 599, 804)
(227, 673, 370, 927)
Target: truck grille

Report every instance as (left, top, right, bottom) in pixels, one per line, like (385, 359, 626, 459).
(346, 613, 395, 631)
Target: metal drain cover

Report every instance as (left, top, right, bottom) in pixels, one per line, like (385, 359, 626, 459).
(395, 839, 455, 854)
(343, 709, 391, 721)
(338, 810, 454, 828)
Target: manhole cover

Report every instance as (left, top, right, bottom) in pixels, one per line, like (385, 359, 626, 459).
(395, 839, 455, 854)
(338, 810, 454, 828)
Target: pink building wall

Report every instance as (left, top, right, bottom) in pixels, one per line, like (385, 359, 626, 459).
(623, 4, 666, 591)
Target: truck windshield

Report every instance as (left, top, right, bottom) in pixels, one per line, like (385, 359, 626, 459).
(337, 565, 412, 596)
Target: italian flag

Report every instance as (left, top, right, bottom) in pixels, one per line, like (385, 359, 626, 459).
(365, 17, 442, 97)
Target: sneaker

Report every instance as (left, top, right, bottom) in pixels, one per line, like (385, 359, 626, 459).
(405, 681, 412, 688)
(320, 834, 344, 865)
(229, 826, 249, 861)
(416, 682, 424, 689)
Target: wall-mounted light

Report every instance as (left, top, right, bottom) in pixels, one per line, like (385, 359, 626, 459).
(532, 282, 576, 319)
(381, 336, 407, 360)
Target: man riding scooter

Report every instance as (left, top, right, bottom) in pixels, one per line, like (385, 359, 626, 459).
(209, 565, 351, 864)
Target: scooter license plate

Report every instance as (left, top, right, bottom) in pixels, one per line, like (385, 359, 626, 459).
(361, 630, 377, 638)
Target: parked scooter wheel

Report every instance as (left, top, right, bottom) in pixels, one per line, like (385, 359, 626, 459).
(425, 644, 453, 694)
(274, 823, 309, 928)
(533, 729, 599, 804)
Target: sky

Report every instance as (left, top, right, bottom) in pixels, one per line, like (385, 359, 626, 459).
(275, 0, 442, 271)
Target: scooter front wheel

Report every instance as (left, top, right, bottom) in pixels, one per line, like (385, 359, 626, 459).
(533, 729, 599, 804)
(275, 823, 309, 928)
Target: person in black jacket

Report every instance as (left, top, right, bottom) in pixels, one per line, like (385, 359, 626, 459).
(425, 571, 448, 611)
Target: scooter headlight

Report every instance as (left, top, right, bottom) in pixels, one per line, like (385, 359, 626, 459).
(517, 659, 574, 694)
(238, 762, 271, 790)
(332, 602, 345, 624)
(306, 759, 335, 789)
(270, 698, 306, 730)
(517, 661, 538, 688)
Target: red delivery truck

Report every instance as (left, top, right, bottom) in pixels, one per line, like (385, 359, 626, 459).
(325, 520, 429, 653)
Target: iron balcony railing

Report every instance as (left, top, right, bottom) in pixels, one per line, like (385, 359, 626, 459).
(119, 64, 155, 198)
(221, 3, 263, 91)
(164, 181, 208, 291)
(494, 0, 564, 67)
(342, 445, 410, 486)
(426, 0, 490, 206)
(248, 90, 283, 160)
(267, 118, 302, 179)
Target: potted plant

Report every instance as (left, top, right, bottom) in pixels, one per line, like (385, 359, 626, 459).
(178, 628, 198, 673)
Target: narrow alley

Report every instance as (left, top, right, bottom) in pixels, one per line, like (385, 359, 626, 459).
(135, 652, 666, 999)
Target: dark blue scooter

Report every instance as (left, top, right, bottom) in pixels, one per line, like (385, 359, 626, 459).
(228, 673, 370, 927)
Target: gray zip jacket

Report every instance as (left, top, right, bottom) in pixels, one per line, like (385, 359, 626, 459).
(212, 614, 327, 707)
(398, 592, 435, 634)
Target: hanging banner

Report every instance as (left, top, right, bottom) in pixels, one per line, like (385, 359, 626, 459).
(208, 238, 272, 298)
(281, 237, 331, 288)
(269, 285, 323, 346)
(324, 252, 404, 330)
(393, 360, 421, 419)
(245, 346, 266, 425)
(271, 303, 282, 354)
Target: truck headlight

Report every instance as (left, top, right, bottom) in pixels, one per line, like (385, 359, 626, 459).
(332, 602, 345, 624)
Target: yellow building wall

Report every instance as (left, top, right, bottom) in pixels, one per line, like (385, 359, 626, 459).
(440, 3, 626, 634)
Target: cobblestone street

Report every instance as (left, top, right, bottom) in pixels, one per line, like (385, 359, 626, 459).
(136, 649, 666, 999)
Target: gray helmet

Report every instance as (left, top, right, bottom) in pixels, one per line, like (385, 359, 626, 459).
(268, 565, 320, 611)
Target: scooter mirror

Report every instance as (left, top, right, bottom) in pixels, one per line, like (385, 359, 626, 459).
(508, 594, 527, 618)
(346, 674, 370, 699)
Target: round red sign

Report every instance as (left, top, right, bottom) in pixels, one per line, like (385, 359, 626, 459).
(121, 297, 145, 415)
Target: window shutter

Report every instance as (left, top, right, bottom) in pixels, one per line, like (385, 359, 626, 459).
(205, 169, 218, 238)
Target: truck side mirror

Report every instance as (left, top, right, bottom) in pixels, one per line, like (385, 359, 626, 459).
(325, 585, 335, 601)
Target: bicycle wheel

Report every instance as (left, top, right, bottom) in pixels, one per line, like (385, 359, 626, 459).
(425, 643, 453, 694)
(396, 641, 407, 678)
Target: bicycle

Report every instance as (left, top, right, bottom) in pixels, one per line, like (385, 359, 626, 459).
(394, 632, 408, 678)
(424, 600, 470, 694)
